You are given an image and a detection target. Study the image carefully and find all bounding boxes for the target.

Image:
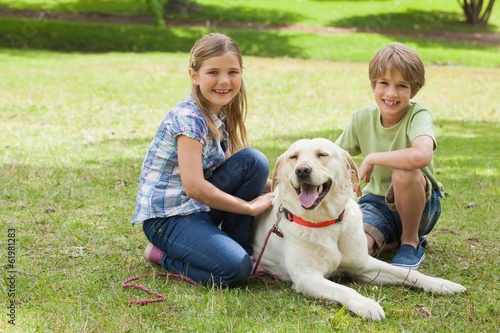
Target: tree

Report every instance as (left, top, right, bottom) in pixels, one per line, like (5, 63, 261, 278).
(164, 0, 202, 15)
(457, 0, 496, 25)
(147, 0, 203, 28)
(147, 0, 165, 28)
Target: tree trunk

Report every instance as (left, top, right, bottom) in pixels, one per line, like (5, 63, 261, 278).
(164, 0, 203, 15)
(147, 0, 165, 28)
(457, 0, 496, 26)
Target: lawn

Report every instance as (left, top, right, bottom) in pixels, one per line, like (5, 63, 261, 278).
(0, 1, 499, 332)
(1, 0, 499, 33)
(0, 0, 499, 66)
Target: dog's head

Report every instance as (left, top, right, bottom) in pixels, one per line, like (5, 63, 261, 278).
(273, 138, 358, 220)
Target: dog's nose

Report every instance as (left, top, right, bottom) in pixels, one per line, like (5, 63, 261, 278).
(295, 164, 312, 178)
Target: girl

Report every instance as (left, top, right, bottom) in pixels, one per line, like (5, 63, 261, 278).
(133, 33, 274, 287)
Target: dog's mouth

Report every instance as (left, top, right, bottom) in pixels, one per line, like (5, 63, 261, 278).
(295, 181, 331, 209)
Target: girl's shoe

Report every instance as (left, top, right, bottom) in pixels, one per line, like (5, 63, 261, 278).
(143, 243, 164, 264)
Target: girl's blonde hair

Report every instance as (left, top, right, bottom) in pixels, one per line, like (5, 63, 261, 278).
(369, 42, 425, 98)
(189, 33, 248, 154)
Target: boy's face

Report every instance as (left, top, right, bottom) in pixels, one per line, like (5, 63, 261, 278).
(372, 69, 412, 126)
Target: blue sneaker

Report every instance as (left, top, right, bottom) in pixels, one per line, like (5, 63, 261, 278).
(391, 244, 425, 270)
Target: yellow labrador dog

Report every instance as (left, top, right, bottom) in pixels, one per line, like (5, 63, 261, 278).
(252, 138, 466, 321)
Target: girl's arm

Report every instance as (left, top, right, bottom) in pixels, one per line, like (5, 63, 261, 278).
(177, 135, 274, 216)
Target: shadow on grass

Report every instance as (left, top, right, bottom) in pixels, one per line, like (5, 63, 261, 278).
(0, 1, 307, 24)
(433, 120, 500, 180)
(0, 14, 497, 58)
(186, 4, 306, 26)
(330, 9, 498, 33)
(0, 18, 304, 57)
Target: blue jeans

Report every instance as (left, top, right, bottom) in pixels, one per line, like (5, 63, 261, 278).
(142, 148, 269, 287)
(358, 190, 442, 248)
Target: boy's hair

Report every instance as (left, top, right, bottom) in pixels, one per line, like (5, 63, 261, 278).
(369, 42, 425, 98)
(189, 33, 248, 153)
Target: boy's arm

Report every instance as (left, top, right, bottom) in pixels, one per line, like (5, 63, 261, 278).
(355, 135, 434, 196)
(335, 119, 361, 157)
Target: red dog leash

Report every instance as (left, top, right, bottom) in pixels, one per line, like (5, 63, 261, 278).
(122, 272, 198, 306)
(123, 213, 284, 305)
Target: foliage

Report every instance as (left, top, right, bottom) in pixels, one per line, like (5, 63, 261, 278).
(457, 0, 496, 25)
(0, 0, 499, 33)
(147, 0, 166, 28)
(0, 17, 499, 67)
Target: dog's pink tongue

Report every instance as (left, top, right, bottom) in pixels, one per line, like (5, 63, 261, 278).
(298, 184, 319, 208)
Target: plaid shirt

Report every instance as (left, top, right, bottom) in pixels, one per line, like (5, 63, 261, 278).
(132, 95, 228, 225)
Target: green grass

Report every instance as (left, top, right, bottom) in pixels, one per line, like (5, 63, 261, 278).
(0, 0, 498, 66)
(0, 0, 149, 14)
(0, 50, 499, 332)
(0, 18, 499, 67)
(1, 0, 499, 33)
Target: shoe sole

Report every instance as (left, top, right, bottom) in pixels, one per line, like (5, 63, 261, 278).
(143, 243, 155, 262)
(391, 252, 425, 270)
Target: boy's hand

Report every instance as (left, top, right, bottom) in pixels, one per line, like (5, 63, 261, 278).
(355, 156, 375, 197)
(353, 183, 362, 197)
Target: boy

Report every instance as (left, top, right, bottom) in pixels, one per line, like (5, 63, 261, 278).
(335, 42, 443, 270)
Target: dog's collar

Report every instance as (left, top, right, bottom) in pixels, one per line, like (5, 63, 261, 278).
(283, 208, 345, 228)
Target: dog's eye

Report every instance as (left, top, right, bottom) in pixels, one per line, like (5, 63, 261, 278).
(289, 154, 298, 160)
(317, 153, 329, 158)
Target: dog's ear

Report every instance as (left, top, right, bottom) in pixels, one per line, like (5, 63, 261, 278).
(341, 150, 359, 186)
(271, 153, 285, 191)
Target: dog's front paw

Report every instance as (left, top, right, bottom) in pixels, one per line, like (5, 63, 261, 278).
(426, 279, 466, 295)
(345, 296, 385, 321)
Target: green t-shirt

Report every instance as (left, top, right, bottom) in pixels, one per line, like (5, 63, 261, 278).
(335, 102, 443, 197)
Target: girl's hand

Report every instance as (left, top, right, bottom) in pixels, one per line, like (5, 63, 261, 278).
(263, 179, 273, 193)
(178, 135, 275, 216)
(248, 192, 275, 216)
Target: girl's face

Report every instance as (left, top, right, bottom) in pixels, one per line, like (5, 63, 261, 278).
(189, 52, 242, 114)
(372, 69, 412, 127)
